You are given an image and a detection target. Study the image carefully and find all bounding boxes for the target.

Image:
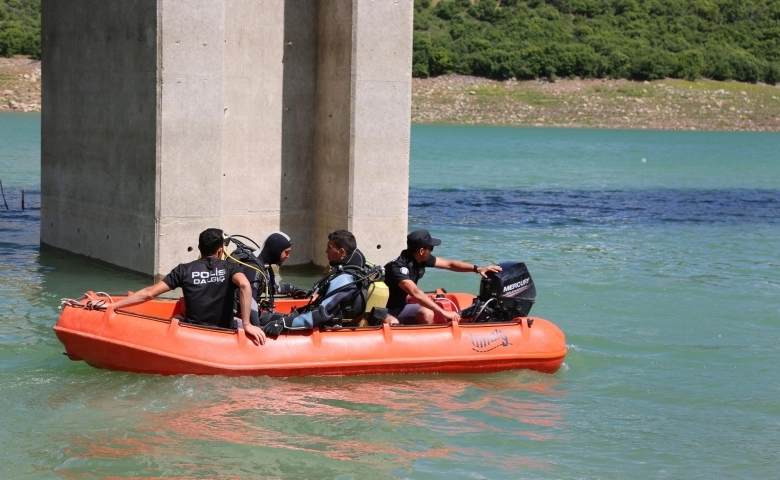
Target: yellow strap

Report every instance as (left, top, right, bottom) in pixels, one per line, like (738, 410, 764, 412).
(225, 252, 271, 299)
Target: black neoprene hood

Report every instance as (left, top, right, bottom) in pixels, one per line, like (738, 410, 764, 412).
(259, 232, 292, 265)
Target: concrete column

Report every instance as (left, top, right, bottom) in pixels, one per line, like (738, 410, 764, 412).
(313, 0, 412, 266)
(221, 1, 318, 263)
(156, 0, 226, 276)
(41, 0, 411, 279)
(41, 0, 159, 273)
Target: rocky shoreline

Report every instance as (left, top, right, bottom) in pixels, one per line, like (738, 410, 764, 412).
(0, 57, 41, 113)
(3, 57, 779, 131)
(413, 75, 780, 131)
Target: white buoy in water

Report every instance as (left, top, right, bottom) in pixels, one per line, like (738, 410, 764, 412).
(641, 158, 646, 163)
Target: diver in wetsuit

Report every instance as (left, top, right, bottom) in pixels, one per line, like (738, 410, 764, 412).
(228, 231, 308, 326)
(261, 230, 377, 336)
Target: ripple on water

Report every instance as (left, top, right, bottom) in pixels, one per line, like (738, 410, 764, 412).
(411, 188, 780, 227)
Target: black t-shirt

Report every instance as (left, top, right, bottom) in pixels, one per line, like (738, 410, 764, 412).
(384, 250, 437, 310)
(162, 257, 243, 328)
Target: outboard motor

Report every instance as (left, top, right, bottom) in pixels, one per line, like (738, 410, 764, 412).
(460, 261, 536, 322)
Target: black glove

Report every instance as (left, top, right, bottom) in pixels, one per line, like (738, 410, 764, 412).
(291, 288, 310, 299)
(367, 307, 388, 326)
(261, 318, 285, 338)
(277, 283, 310, 299)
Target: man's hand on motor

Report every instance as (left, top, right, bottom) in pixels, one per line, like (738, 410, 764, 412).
(477, 265, 502, 278)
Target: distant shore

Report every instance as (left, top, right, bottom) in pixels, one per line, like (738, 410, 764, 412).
(413, 75, 780, 132)
(3, 56, 779, 131)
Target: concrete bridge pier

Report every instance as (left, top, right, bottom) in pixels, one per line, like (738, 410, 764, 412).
(41, 0, 412, 279)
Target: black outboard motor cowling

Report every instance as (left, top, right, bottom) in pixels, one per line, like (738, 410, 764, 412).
(461, 261, 536, 322)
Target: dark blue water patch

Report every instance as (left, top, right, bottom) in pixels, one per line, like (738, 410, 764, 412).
(3, 189, 779, 243)
(0, 188, 40, 211)
(0, 190, 41, 247)
(409, 189, 780, 227)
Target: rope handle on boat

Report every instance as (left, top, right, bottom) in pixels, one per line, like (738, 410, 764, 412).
(59, 292, 114, 311)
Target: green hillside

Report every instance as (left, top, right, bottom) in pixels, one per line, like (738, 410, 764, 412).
(414, 0, 780, 83)
(0, 0, 39, 58)
(3, 0, 780, 84)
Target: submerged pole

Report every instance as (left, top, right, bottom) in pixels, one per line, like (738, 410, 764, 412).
(0, 180, 8, 210)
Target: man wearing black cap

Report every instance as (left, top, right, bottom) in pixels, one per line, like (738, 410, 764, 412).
(383, 229, 502, 325)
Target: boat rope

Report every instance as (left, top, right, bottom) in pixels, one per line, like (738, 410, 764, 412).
(59, 298, 85, 310)
(58, 294, 233, 330)
(59, 292, 114, 311)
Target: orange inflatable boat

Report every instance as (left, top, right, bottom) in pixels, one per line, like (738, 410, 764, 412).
(53, 263, 567, 376)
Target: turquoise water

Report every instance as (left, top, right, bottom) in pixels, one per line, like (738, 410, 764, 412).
(1, 114, 779, 478)
(0, 113, 40, 189)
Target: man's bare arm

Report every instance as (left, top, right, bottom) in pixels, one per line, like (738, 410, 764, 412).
(433, 258, 502, 278)
(398, 279, 460, 323)
(112, 281, 172, 309)
(232, 272, 266, 345)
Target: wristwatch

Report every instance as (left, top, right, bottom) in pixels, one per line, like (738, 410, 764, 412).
(473, 264, 479, 273)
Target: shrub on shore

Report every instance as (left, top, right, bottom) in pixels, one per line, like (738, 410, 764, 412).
(413, 0, 780, 85)
(0, 0, 39, 59)
(2, 0, 779, 85)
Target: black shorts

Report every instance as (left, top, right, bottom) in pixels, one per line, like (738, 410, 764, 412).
(387, 304, 422, 325)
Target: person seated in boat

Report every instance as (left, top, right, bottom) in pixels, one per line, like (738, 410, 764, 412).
(260, 230, 378, 336)
(109, 228, 267, 345)
(383, 229, 502, 325)
(226, 231, 309, 326)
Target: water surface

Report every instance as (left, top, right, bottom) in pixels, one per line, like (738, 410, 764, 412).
(1, 115, 779, 478)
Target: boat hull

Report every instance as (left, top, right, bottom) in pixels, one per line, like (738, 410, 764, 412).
(54, 294, 567, 376)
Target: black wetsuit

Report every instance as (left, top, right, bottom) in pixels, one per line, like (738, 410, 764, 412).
(228, 231, 300, 325)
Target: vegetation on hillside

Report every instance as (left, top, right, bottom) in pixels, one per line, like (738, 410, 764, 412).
(413, 0, 780, 84)
(0, 0, 39, 58)
(2, 0, 780, 85)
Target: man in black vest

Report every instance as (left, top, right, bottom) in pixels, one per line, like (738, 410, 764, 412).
(383, 229, 502, 325)
(110, 228, 266, 345)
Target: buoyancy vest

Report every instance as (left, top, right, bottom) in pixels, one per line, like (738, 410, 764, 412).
(225, 239, 280, 317)
(305, 249, 383, 321)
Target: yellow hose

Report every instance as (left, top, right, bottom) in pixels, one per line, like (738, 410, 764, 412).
(225, 251, 271, 299)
